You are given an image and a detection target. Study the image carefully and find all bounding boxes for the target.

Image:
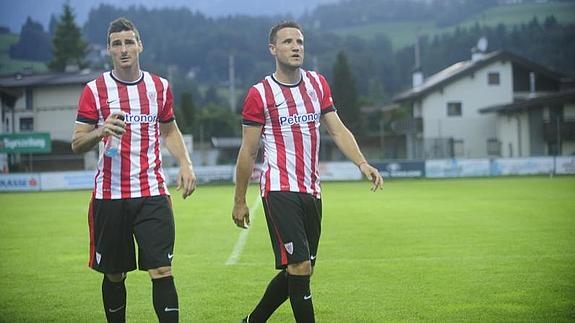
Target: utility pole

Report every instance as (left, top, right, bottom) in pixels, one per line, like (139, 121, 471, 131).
(229, 54, 236, 112)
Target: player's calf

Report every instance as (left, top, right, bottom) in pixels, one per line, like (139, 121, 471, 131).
(150, 267, 179, 323)
(102, 274, 127, 323)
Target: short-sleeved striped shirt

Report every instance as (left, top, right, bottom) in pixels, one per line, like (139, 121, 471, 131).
(76, 71, 174, 199)
(242, 69, 336, 198)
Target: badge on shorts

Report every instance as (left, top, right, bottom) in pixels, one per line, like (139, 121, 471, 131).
(284, 242, 294, 255)
(96, 252, 102, 264)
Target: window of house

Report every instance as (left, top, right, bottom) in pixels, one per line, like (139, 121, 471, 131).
(487, 138, 501, 156)
(447, 102, 462, 117)
(453, 139, 464, 157)
(19, 117, 33, 132)
(488, 72, 500, 85)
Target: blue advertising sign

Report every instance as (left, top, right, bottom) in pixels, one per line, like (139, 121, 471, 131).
(374, 161, 425, 178)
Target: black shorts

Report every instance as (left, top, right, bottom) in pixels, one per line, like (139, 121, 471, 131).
(88, 194, 175, 274)
(262, 191, 322, 269)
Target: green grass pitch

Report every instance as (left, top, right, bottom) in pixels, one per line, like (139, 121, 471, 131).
(0, 176, 574, 322)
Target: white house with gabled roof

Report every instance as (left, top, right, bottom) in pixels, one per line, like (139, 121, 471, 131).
(393, 50, 571, 159)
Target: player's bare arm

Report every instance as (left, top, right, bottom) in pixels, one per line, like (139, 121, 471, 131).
(232, 125, 262, 229)
(71, 112, 126, 154)
(160, 121, 196, 199)
(322, 111, 384, 191)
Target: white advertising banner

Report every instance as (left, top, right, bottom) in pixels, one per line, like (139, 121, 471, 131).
(492, 157, 554, 176)
(40, 171, 94, 191)
(166, 165, 234, 185)
(425, 159, 490, 178)
(554, 156, 575, 174)
(0, 173, 41, 192)
(318, 162, 362, 181)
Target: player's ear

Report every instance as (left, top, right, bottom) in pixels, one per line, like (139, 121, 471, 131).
(138, 40, 143, 53)
(268, 43, 276, 56)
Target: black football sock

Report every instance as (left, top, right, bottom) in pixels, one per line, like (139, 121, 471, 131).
(102, 275, 127, 323)
(152, 276, 179, 323)
(248, 269, 289, 322)
(288, 274, 315, 323)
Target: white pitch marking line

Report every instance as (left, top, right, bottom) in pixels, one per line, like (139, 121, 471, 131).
(225, 195, 261, 265)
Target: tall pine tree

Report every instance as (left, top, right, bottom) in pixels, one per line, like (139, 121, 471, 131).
(332, 51, 361, 136)
(49, 4, 87, 71)
(9, 17, 52, 62)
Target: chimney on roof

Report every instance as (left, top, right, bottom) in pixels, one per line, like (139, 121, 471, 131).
(529, 72, 536, 98)
(412, 68, 423, 88)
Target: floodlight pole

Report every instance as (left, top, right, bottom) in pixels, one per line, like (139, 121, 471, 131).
(229, 54, 236, 112)
(556, 113, 561, 156)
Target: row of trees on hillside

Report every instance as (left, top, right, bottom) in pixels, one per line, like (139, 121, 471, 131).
(302, 0, 499, 29)
(6, 3, 575, 140)
(10, 4, 87, 72)
(9, 18, 52, 62)
(78, 5, 575, 101)
(393, 16, 575, 89)
(10, 3, 575, 100)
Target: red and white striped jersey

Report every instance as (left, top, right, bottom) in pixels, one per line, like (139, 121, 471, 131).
(242, 69, 336, 198)
(76, 71, 175, 199)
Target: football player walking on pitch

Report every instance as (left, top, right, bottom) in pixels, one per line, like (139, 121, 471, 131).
(232, 21, 383, 323)
(72, 17, 196, 322)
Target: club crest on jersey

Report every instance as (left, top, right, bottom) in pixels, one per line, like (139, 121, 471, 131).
(124, 114, 158, 124)
(279, 112, 320, 126)
(284, 242, 294, 255)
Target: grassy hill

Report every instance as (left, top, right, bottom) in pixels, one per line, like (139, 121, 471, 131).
(0, 32, 47, 76)
(331, 2, 575, 50)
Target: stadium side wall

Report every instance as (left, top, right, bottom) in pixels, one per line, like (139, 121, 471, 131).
(1, 157, 574, 192)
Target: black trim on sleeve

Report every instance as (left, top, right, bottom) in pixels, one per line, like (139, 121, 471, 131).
(321, 106, 336, 115)
(159, 117, 175, 124)
(76, 116, 98, 125)
(242, 119, 264, 126)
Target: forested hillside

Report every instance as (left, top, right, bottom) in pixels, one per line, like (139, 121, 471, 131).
(4, 0, 575, 104)
(80, 3, 575, 103)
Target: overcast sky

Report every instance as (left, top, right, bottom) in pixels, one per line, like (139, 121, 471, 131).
(0, 0, 340, 33)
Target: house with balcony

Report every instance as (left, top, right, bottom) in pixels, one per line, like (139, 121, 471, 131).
(392, 50, 574, 159)
(479, 87, 575, 156)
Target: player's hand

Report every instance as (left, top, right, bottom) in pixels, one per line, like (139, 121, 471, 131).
(177, 164, 196, 199)
(232, 202, 250, 229)
(102, 112, 126, 139)
(359, 163, 384, 191)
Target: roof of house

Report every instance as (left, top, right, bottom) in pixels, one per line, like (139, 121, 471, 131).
(479, 88, 575, 114)
(0, 70, 103, 88)
(393, 50, 566, 103)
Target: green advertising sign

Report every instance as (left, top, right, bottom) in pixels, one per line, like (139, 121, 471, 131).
(0, 133, 52, 153)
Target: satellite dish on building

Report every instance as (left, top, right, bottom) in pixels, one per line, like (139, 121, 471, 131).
(477, 37, 488, 53)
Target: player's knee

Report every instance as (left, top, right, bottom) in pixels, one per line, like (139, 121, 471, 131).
(148, 266, 172, 279)
(106, 273, 126, 283)
(287, 260, 312, 276)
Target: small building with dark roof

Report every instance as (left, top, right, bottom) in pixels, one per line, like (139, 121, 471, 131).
(1, 70, 103, 171)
